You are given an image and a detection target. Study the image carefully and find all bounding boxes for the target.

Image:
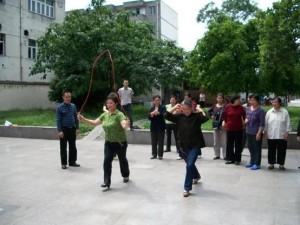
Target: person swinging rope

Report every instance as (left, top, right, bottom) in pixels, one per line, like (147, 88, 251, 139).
(164, 99, 209, 197)
(78, 93, 131, 191)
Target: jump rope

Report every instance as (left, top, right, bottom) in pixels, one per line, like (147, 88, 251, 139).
(78, 49, 128, 119)
(79, 50, 190, 160)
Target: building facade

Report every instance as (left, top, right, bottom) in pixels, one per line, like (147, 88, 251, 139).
(0, 0, 65, 110)
(110, 0, 178, 42)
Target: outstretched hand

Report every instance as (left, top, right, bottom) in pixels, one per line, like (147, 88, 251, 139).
(77, 113, 84, 122)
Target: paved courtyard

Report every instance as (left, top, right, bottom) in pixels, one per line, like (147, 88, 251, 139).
(0, 137, 299, 225)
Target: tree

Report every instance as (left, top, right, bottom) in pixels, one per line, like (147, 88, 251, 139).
(31, 0, 186, 106)
(259, 0, 300, 95)
(188, 17, 260, 95)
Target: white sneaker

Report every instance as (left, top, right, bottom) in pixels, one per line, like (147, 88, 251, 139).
(177, 157, 183, 160)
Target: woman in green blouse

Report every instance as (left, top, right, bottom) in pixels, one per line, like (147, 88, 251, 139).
(78, 93, 130, 190)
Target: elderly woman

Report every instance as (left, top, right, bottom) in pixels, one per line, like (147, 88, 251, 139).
(244, 95, 265, 170)
(148, 95, 166, 160)
(264, 97, 291, 170)
(165, 99, 209, 197)
(223, 95, 246, 165)
(208, 93, 227, 160)
(78, 93, 130, 190)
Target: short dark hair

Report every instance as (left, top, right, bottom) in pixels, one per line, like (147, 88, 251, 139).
(273, 96, 282, 104)
(152, 95, 161, 100)
(230, 94, 240, 104)
(217, 93, 224, 99)
(248, 93, 254, 99)
(183, 91, 191, 98)
(106, 92, 119, 104)
(62, 89, 72, 96)
(251, 94, 260, 103)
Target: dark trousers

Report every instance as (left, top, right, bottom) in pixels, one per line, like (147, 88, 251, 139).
(166, 123, 179, 151)
(241, 129, 247, 152)
(122, 104, 133, 128)
(183, 147, 201, 191)
(247, 134, 262, 166)
(60, 127, 77, 165)
(103, 141, 130, 186)
(151, 130, 165, 158)
(267, 139, 287, 165)
(226, 131, 243, 162)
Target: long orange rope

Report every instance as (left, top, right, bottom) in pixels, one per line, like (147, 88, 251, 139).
(78, 49, 127, 118)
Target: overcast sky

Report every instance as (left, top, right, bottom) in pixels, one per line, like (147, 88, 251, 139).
(65, 0, 277, 51)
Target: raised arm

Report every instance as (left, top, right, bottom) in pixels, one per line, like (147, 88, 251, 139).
(77, 113, 102, 126)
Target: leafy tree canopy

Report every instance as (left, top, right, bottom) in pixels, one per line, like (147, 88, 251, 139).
(31, 0, 186, 106)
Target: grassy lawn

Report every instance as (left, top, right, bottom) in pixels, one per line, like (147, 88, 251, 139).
(0, 104, 149, 134)
(0, 105, 299, 133)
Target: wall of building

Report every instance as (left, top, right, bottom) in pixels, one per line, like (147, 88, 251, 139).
(0, 0, 65, 110)
(160, 0, 178, 41)
(0, 82, 56, 110)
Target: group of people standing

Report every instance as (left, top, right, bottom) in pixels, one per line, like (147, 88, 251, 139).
(209, 93, 291, 171)
(56, 84, 297, 198)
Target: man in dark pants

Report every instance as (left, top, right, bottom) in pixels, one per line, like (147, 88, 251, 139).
(56, 89, 80, 169)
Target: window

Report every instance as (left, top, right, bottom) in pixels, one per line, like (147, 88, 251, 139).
(0, 34, 5, 56)
(149, 6, 156, 15)
(28, 39, 37, 59)
(28, 0, 54, 18)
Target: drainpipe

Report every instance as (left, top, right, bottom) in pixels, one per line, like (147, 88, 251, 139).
(19, 0, 23, 81)
(156, 0, 159, 39)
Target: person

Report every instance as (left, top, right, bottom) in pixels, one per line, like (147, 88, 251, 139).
(148, 95, 166, 160)
(223, 95, 246, 165)
(297, 119, 300, 169)
(118, 80, 134, 130)
(208, 93, 227, 160)
(165, 99, 209, 197)
(56, 89, 80, 169)
(164, 95, 180, 153)
(244, 95, 265, 170)
(241, 94, 254, 153)
(264, 97, 291, 170)
(78, 93, 130, 190)
(199, 92, 206, 108)
(182, 91, 202, 158)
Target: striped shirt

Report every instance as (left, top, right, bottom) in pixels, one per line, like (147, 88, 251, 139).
(56, 103, 79, 132)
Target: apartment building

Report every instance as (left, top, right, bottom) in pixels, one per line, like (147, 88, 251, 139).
(0, 0, 65, 110)
(109, 0, 178, 42)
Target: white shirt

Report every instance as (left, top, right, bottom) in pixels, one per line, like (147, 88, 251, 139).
(265, 107, 291, 139)
(165, 104, 178, 124)
(118, 87, 134, 105)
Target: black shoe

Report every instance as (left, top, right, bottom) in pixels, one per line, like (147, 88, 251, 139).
(62, 165, 67, 169)
(123, 177, 129, 183)
(213, 156, 220, 160)
(150, 156, 157, 159)
(225, 161, 234, 164)
(298, 166, 300, 169)
(69, 163, 80, 167)
(235, 161, 240, 166)
(164, 149, 171, 152)
(130, 127, 134, 131)
(158, 157, 163, 160)
(101, 183, 110, 188)
(279, 165, 286, 171)
(268, 164, 274, 170)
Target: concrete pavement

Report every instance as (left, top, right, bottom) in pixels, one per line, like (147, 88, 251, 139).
(0, 137, 299, 225)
